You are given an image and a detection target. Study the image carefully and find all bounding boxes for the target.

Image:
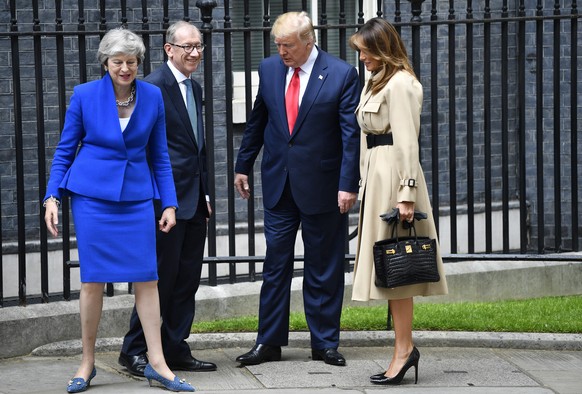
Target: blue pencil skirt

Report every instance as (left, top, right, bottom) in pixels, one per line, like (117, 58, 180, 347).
(71, 194, 158, 283)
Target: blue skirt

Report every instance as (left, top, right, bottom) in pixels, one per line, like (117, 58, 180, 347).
(71, 194, 158, 283)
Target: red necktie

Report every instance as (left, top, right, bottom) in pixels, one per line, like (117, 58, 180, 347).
(285, 67, 300, 134)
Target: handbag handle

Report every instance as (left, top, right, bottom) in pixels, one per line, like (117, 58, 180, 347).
(380, 208, 428, 226)
(380, 208, 428, 240)
(389, 217, 419, 241)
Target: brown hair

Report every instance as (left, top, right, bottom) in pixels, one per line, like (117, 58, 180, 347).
(349, 18, 416, 95)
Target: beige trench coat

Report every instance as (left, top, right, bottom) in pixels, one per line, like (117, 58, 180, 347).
(352, 70, 448, 301)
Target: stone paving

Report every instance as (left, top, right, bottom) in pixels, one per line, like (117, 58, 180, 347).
(1, 331, 581, 394)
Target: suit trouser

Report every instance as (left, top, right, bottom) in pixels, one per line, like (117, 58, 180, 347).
(121, 206, 207, 360)
(257, 180, 347, 350)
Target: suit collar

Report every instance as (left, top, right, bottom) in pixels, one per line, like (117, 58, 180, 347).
(159, 64, 200, 148)
(284, 45, 319, 76)
(289, 49, 329, 138)
(277, 48, 329, 138)
(166, 59, 191, 84)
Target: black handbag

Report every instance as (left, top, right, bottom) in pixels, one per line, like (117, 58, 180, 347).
(373, 209, 440, 288)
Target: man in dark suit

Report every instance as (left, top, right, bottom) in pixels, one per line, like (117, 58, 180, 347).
(119, 20, 216, 376)
(234, 11, 360, 366)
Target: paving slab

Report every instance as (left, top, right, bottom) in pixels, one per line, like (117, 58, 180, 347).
(0, 355, 130, 394)
(1, 344, 580, 394)
(498, 349, 582, 394)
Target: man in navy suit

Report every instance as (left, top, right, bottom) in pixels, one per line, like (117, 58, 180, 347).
(119, 20, 216, 376)
(234, 11, 360, 366)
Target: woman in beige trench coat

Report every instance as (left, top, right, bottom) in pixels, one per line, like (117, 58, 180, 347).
(350, 18, 448, 385)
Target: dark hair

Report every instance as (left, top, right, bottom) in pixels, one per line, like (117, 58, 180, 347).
(350, 18, 416, 95)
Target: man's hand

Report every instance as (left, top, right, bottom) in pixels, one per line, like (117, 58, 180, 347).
(338, 191, 357, 214)
(234, 173, 251, 199)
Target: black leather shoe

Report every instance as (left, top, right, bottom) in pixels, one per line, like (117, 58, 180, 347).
(370, 371, 387, 381)
(236, 344, 282, 365)
(371, 347, 420, 385)
(166, 356, 217, 372)
(311, 348, 346, 366)
(118, 352, 148, 377)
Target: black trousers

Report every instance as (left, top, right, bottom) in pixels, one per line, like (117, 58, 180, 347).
(121, 199, 207, 360)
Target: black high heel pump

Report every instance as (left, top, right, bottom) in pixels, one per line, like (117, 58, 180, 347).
(370, 347, 420, 385)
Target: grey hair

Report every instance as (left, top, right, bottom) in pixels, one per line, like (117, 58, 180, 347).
(272, 11, 316, 44)
(97, 28, 146, 65)
(165, 20, 201, 44)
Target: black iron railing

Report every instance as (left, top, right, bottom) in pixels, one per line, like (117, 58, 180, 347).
(0, 0, 580, 306)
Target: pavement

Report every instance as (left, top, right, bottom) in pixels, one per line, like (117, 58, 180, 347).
(1, 331, 581, 394)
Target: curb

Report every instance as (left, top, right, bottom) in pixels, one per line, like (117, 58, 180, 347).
(31, 330, 582, 357)
(5, 260, 582, 359)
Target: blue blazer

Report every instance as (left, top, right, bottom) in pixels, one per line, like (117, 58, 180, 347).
(235, 49, 361, 215)
(44, 73, 177, 209)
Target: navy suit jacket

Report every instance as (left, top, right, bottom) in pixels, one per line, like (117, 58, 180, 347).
(145, 64, 209, 220)
(235, 49, 361, 215)
(45, 73, 177, 209)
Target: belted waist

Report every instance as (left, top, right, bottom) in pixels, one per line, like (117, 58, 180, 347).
(366, 133, 393, 149)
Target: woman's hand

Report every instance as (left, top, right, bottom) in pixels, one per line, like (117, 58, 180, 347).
(396, 201, 415, 223)
(44, 200, 60, 237)
(159, 207, 177, 233)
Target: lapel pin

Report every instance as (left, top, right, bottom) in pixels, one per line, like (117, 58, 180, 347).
(318, 75, 323, 80)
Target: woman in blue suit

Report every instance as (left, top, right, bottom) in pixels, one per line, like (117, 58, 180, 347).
(43, 28, 193, 392)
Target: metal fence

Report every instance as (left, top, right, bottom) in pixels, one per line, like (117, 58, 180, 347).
(0, 0, 580, 306)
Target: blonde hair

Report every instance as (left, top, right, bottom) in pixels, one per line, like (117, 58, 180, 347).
(272, 11, 316, 44)
(349, 18, 416, 95)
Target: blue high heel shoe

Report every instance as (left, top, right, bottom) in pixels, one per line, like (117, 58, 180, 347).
(66, 367, 96, 393)
(144, 364, 195, 392)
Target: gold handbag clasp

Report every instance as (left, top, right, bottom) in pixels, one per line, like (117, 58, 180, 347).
(405, 245, 413, 253)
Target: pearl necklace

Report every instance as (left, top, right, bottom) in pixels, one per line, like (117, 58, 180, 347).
(116, 85, 136, 107)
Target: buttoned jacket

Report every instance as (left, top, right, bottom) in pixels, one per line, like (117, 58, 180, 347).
(235, 48, 361, 215)
(44, 73, 177, 209)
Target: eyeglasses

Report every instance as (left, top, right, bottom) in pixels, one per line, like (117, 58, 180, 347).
(168, 43, 206, 53)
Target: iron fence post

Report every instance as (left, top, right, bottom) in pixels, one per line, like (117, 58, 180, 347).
(196, 0, 218, 285)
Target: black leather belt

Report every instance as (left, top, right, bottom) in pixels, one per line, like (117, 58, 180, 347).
(366, 133, 393, 149)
